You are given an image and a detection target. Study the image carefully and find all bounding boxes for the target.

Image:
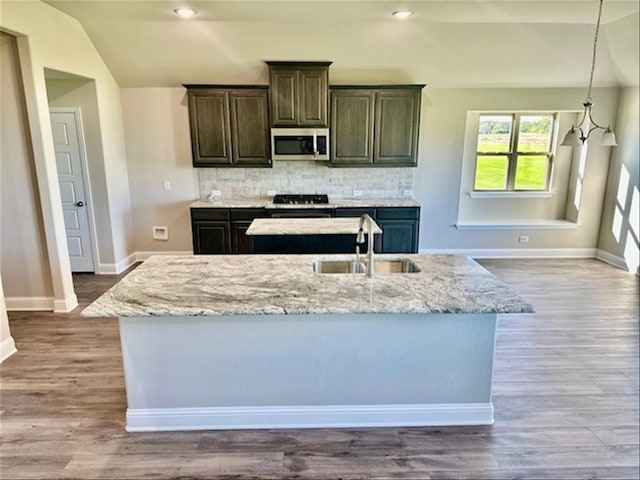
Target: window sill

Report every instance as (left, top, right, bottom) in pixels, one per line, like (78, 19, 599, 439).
(468, 191, 555, 199)
(455, 220, 580, 230)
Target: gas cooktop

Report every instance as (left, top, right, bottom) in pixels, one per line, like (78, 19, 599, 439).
(272, 194, 329, 205)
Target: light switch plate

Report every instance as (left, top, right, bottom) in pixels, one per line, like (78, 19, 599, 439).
(163, 181, 171, 191)
(352, 190, 363, 197)
(403, 189, 413, 197)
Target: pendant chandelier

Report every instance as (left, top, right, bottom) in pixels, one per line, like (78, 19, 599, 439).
(561, 0, 617, 147)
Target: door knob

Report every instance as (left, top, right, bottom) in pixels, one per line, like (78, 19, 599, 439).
(76, 201, 84, 207)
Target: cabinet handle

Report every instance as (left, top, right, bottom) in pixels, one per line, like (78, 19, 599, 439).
(76, 201, 84, 207)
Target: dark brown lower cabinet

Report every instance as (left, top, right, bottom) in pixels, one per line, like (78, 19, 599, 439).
(376, 208, 420, 254)
(192, 222, 230, 254)
(191, 207, 420, 254)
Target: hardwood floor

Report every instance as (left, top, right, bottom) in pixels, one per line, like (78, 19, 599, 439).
(1, 258, 638, 479)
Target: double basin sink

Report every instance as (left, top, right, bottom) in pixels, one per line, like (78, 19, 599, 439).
(313, 258, 420, 275)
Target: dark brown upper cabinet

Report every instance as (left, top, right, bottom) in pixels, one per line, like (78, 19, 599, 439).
(186, 85, 271, 168)
(267, 61, 331, 127)
(330, 85, 424, 167)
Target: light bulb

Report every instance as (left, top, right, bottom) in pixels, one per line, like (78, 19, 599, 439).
(174, 8, 197, 18)
(392, 10, 413, 19)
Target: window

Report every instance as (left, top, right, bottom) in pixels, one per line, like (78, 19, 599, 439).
(474, 113, 555, 191)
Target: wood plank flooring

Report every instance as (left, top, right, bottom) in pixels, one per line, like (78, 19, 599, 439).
(1, 258, 638, 479)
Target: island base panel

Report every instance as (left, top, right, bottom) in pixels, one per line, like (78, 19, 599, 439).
(119, 313, 498, 431)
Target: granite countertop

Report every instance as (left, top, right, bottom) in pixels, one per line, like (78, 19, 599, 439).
(246, 217, 382, 236)
(82, 254, 534, 318)
(190, 197, 421, 209)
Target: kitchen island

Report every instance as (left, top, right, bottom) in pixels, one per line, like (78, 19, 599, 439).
(83, 254, 533, 432)
(246, 217, 382, 254)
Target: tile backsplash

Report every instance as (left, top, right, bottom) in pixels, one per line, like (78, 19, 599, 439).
(198, 161, 414, 199)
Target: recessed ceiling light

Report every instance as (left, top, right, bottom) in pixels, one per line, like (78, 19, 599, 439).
(392, 10, 413, 19)
(174, 8, 197, 18)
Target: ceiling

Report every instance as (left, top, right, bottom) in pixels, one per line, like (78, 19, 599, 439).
(43, 0, 639, 88)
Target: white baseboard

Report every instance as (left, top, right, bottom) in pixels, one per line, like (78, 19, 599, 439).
(98, 251, 192, 275)
(54, 294, 78, 313)
(126, 402, 494, 432)
(98, 252, 137, 275)
(420, 247, 597, 259)
(0, 336, 17, 363)
(5, 294, 78, 312)
(595, 249, 635, 273)
(5, 296, 54, 311)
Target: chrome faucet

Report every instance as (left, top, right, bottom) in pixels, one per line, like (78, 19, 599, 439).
(356, 214, 375, 277)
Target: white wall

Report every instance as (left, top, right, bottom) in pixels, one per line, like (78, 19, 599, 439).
(0, 32, 54, 303)
(119, 88, 197, 253)
(46, 77, 117, 266)
(0, 0, 134, 301)
(597, 87, 640, 272)
(119, 86, 621, 256)
(415, 87, 619, 253)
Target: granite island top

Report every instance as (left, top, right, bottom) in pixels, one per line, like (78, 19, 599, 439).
(190, 197, 420, 209)
(82, 254, 534, 318)
(246, 217, 382, 236)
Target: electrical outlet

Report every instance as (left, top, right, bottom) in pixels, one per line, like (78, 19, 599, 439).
(403, 189, 413, 197)
(267, 190, 277, 197)
(209, 189, 222, 199)
(352, 190, 363, 198)
(153, 226, 169, 241)
(519, 235, 529, 243)
(163, 180, 171, 191)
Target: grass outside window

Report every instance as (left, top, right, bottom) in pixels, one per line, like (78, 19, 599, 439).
(474, 114, 555, 192)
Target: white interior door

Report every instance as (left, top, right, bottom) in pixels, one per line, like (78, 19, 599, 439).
(50, 110, 95, 272)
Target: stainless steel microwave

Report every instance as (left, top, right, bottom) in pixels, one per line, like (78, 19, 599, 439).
(270, 128, 330, 161)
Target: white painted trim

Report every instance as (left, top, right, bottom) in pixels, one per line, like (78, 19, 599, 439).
(5, 296, 54, 311)
(595, 249, 632, 272)
(468, 191, 555, 199)
(455, 220, 580, 230)
(14, 36, 77, 318)
(0, 336, 17, 363)
(54, 294, 78, 313)
(98, 252, 137, 275)
(420, 248, 597, 259)
(126, 403, 494, 432)
(98, 251, 193, 274)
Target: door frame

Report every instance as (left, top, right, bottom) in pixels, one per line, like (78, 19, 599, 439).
(50, 107, 100, 273)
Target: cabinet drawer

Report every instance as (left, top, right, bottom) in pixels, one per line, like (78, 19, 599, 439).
(229, 208, 268, 220)
(191, 209, 230, 221)
(334, 208, 376, 218)
(376, 207, 420, 220)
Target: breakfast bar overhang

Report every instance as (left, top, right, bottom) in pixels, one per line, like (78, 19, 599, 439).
(82, 254, 534, 432)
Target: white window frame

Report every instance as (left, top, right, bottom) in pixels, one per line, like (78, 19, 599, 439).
(473, 112, 558, 193)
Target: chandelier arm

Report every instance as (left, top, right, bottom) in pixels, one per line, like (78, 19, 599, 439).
(573, 109, 589, 130)
(586, 104, 608, 131)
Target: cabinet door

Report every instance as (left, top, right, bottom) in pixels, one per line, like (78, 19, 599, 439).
(374, 89, 421, 166)
(298, 68, 329, 126)
(330, 90, 375, 165)
(229, 90, 271, 166)
(192, 221, 231, 254)
(377, 220, 419, 253)
(377, 207, 420, 253)
(231, 221, 253, 253)
(270, 68, 298, 126)
(188, 90, 232, 166)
